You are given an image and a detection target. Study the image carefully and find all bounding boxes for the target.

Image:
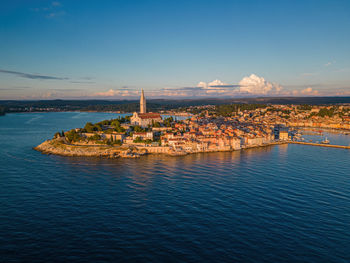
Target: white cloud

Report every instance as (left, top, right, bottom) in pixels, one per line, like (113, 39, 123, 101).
(300, 87, 319, 95)
(324, 60, 335, 67)
(94, 89, 139, 97)
(197, 81, 207, 89)
(197, 79, 227, 89)
(288, 87, 319, 96)
(91, 75, 327, 99)
(194, 79, 234, 94)
(238, 74, 282, 95)
(208, 79, 226, 87)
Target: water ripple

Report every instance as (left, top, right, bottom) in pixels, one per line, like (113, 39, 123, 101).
(1, 113, 350, 262)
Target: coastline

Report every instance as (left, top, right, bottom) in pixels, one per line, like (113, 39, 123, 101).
(34, 138, 287, 159)
(34, 138, 147, 158)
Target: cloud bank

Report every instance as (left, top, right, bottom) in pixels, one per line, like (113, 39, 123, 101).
(93, 74, 286, 98)
(239, 74, 283, 95)
(93, 74, 323, 98)
(94, 88, 139, 97)
(0, 69, 68, 80)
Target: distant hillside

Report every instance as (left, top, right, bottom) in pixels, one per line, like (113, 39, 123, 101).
(0, 106, 5, 116)
(0, 97, 350, 113)
(150, 97, 350, 106)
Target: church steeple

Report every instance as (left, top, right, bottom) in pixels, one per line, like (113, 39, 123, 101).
(140, 89, 146, 113)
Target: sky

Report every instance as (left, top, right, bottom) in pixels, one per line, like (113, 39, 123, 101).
(1, 0, 350, 100)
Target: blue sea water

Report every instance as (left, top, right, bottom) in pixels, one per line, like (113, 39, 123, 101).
(0, 112, 350, 262)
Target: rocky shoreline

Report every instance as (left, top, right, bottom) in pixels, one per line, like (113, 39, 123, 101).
(34, 138, 288, 159)
(34, 138, 147, 158)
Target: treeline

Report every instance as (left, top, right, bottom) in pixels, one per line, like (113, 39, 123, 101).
(1, 97, 350, 114)
(80, 102, 173, 112)
(310, 107, 337, 118)
(0, 100, 178, 113)
(215, 104, 267, 116)
(0, 106, 5, 116)
(82, 116, 130, 133)
(297, 104, 313, 111)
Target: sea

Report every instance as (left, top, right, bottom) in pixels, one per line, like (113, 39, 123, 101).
(0, 112, 349, 262)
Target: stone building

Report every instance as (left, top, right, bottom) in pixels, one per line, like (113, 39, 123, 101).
(130, 89, 162, 127)
(131, 112, 162, 127)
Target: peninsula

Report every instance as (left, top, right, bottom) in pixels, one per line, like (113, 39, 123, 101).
(35, 91, 350, 158)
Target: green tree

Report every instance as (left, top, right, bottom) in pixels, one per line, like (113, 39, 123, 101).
(114, 126, 125, 133)
(84, 122, 95, 133)
(0, 106, 5, 116)
(144, 139, 152, 144)
(133, 136, 143, 143)
(152, 121, 161, 127)
(113, 140, 122, 146)
(111, 120, 121, 127)
(89, 134, 101, 141)
(66, 130, 82, 142)
(134, 125, 144, 132)
(163, 117, 174, 127)
(94, 124, 103, 131)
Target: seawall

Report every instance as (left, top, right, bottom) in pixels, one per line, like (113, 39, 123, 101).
(288, 141, 350, 149)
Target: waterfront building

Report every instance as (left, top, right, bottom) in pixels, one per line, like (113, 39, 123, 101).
(279, 131, 289, 141)
(132, 132, 154, 141)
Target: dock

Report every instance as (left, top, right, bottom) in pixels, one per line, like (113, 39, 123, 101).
(288, 141, 350, 149)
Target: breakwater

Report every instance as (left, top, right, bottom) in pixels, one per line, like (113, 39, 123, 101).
(288, 141, 350, 149)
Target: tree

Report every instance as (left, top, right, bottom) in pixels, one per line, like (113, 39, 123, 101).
(98, 120, 111, 125)
(145, 139, 152, 144)
(114, 140, 122, 146)
(84, 122, 95, 133)
(133, 136, 143, 143)
(114, 126, 125, 133)
(94, 124, 103, 131)
(152, 121, 161, 127)
(111, 119, 121, 127)
(163, 117, 174, 127)
(89, 134, 101, 141)
(318, 108, 335, 117)
(134, 125, 144, 132)
(65, 130, 82, 142)
(0, 106, 5, 116)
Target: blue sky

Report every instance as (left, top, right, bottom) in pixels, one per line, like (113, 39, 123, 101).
(1, 0, 350, 99)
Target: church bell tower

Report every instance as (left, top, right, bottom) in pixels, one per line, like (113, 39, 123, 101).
(140, 89, 146, 113)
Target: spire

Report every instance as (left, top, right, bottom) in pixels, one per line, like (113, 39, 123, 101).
(140, 89, 146, 113)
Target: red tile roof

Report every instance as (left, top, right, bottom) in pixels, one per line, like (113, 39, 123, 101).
(138, 113, 162, 119)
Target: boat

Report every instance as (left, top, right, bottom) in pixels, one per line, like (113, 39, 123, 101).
(321, 137, 330, 144)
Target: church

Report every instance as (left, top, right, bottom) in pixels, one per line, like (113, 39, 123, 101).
(130, 89, 162, 127)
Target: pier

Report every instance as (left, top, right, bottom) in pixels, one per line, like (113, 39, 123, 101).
(288, 141, 350, 149)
